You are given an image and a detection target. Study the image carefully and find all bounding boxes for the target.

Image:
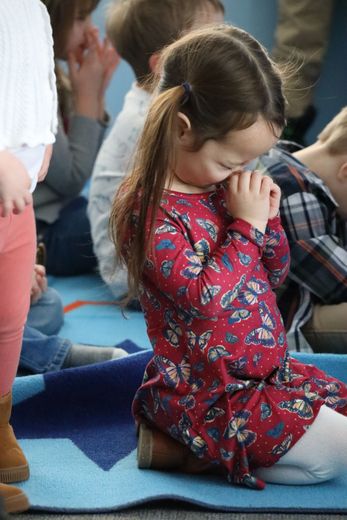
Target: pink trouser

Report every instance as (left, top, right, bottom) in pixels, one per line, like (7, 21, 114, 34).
(0, 205, 36, 396)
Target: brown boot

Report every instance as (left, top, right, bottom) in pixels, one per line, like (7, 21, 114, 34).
(0, 483, 29, 513)
(0, 393, 29, 483)
(137, 423, 218, 474)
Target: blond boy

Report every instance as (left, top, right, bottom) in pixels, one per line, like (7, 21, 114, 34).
(260, 107, 347, 353)
(88, 0, 224, 297)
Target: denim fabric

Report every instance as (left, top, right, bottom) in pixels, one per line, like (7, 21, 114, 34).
(20, 325, 70, 373)
(20, 287, 69, 374)
(38, 196, 97, 276)
(27, 287, 64, 335)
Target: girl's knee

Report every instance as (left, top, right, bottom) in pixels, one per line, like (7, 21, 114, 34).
(305, 458, 344, 483)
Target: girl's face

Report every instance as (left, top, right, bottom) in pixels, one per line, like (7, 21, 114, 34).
(172, 117, 280, 193)
(63, 10, 93, 60)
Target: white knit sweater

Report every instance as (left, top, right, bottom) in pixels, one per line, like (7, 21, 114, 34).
(0, 0, 58, 150)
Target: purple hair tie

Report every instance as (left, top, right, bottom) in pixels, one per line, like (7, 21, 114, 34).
(181, 81, 192, 104)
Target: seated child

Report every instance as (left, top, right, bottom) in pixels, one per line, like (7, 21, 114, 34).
(110, 25, 347, 488)
(34, 0, 119, 276)
(88, 0, 224, 298)
(20, 262, 127, 374)
(258, 107, 347, 354)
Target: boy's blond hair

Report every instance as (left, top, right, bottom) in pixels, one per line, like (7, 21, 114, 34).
(106, 0, 224, 84)
(318, 107, 347, 155)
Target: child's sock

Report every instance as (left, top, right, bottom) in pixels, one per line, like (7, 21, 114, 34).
(62, 344, 128, 368)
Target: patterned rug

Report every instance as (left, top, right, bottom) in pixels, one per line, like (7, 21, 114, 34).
(12, 350, 347, 513)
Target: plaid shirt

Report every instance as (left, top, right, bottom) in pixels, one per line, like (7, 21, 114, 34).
(255, 146, 347, 352)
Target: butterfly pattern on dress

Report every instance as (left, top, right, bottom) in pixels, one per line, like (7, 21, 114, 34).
(245, 301, 276, 348)
(223, 410, 257, 447)
(193, 238, 210, 263)
(155, 355, 191, 388)
(278, 383, 319, 419)
(238, 277, 268, 306)
(181, 250, 202, 279)
(186, 329, 213, 351)
(163, 310, 182, 348)
(132, 188, 347, 491)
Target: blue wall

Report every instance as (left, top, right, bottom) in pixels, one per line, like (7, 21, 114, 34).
(94, 0, 347, 144)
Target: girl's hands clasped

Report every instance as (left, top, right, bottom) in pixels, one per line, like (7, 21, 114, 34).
(226, 170, 281, 233)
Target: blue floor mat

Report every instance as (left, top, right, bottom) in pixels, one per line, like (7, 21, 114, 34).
(48, 273, 151, 349)
(12, 274, 347, 512)
(12, 350, 347, 513)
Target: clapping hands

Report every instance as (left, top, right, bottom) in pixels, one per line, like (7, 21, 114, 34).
(68, 26, 120, 121)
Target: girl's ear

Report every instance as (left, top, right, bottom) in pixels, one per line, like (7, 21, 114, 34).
(148, 52, 160, 75)
(337, 160, 347, 182)
(177, 112, 192, 143)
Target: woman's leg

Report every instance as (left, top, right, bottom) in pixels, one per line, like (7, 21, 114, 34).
(254, 405, 347, 485)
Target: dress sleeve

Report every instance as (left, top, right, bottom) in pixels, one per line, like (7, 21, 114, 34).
(143, 207, 267, 319)
(263, 216, 290, 288)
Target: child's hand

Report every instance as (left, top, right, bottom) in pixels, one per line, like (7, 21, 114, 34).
(30, 264, 47, 304)
(37, 144, 53, 182)
(0, 151, 32, 217)
(68, 26, 120, 121)
(226, 170, 272, 233)
(268, 181, 281, 219)
(96, 36, 120, 120)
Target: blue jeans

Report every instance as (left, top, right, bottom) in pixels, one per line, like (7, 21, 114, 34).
(37, 196, 97, 276)
(19, 288, 71, 374)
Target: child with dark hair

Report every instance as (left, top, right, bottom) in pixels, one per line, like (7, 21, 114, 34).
(111, 25, 347, 489)
(35, 0, 119, 275)
(88, 0, 224, 297)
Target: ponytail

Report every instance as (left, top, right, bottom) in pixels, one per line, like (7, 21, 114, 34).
(110, 85, 184, 300)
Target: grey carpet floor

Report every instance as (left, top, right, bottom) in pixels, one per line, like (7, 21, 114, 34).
(10, 504, 347, 520)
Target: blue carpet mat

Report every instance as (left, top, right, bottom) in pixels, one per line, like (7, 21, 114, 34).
(11, 275, 347, 512)
(12, 351, 347, 513)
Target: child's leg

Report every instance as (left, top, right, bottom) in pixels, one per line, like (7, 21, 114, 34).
(0, 205, 36, 395)
(254, 405, 347, 485)
(302, 302, 347, 353)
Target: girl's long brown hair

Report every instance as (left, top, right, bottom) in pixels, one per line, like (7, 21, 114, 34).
(110, 24, 286, 301)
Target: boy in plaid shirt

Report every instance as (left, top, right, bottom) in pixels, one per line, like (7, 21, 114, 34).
(258, 107, 347, 353)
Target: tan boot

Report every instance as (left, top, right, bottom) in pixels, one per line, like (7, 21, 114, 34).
(137, 423, 219, 474)
(0, 483, 29, 513)
(0, 393, 29, 483)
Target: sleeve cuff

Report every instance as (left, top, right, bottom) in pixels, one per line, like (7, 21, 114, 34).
(228, 218, 265, 248)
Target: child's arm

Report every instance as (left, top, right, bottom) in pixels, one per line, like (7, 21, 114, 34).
(0, 150, 32, 216)
(263, 216, 290, 288)
(281, 191, 347, 304)
(144, 211, 265, 319)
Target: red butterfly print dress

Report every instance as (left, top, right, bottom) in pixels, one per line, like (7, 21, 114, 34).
(132, 186, 347, 489)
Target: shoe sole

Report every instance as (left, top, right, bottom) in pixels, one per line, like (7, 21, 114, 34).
(0, 465, 30, 483)
(137, 423, 153, 469)
(4, 490, 30, 513)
